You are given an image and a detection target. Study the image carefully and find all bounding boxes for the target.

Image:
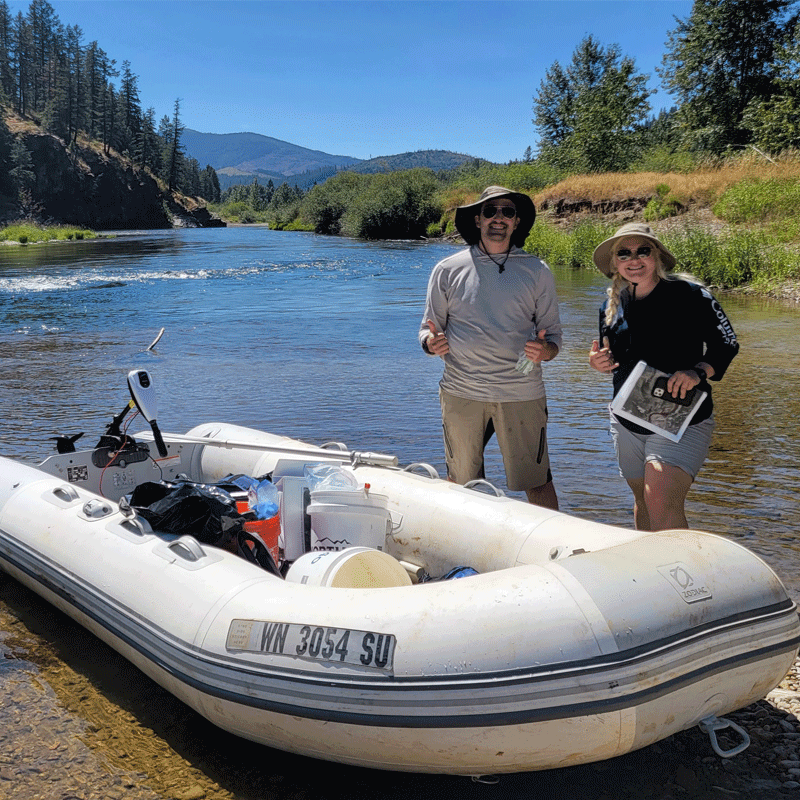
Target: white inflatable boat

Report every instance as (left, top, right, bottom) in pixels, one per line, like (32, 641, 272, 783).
(0, 370, 797, 776)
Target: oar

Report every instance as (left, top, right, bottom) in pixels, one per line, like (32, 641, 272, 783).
(137, 431, 399, 468)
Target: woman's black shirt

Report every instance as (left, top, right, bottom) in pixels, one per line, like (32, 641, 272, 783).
(599, 278, 739, 433)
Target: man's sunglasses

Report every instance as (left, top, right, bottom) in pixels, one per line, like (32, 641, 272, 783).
(481, 205, 517, 219)
(615, 246, 653, 261)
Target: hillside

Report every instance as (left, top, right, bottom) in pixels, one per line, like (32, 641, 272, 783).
(183, 130, 479, 191)
(1, 115, 222, 229)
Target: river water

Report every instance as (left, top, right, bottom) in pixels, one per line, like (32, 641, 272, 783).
(0, 227, 798, 799)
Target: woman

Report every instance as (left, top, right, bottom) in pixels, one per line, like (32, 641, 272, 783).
(588, 223, 739, 531)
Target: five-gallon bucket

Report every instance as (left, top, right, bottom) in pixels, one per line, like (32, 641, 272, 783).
(285, 547, 412, 588)
(307, 489, 391, 552)
(237, 501, 281, 566)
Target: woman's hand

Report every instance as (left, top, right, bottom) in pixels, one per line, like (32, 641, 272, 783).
(667, 365, 713, 399)
(589, 337, 618, 373)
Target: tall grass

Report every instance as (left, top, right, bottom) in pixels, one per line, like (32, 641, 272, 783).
(533, 152, 800, 211)
(524, 218, 800, 289)
(0, 222, 96, 243)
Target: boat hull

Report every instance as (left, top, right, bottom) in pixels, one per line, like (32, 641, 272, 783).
(0, 424, 797, 774)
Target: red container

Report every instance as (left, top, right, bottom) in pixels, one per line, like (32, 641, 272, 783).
(237, 501, 281, 566)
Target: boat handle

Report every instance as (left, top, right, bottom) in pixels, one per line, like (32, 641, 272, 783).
(402, 462, 440, 479)
(320, 441, 349, 452)
(52, 485, 80, 503)
(168, 537, 206, 562)
(464, 479, 505, 497)
(698, 715, 751, 758)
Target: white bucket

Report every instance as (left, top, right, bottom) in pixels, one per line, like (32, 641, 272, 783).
(307, 489, 391, 552)
(285, 547, 412, 588)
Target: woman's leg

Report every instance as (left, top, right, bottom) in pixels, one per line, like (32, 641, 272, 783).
(642, 461, 693, 530)
(625, 478, 651, 530)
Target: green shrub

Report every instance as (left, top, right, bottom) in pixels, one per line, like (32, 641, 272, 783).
(661, 227, 777, 287)
(18, 234, 28, 244)
(643, 184, 683, 222)
(713, 178, 800, 224)
(525, 218, 614, 269)
(426, 221, 443, 237)
(341, 169, 442, 239)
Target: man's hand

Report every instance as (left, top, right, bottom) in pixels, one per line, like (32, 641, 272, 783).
(524, 329, 557, 363)
(425, 320, 449, 356)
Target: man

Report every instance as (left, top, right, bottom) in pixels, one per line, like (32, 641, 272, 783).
(419, 186, 562, 509)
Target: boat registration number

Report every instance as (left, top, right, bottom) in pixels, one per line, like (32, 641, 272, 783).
(226, 619, 396, 672)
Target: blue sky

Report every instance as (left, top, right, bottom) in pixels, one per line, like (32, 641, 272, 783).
(15, 0, 694, 163)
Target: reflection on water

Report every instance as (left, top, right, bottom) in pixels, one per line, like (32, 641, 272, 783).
(0, 228, 798, 797)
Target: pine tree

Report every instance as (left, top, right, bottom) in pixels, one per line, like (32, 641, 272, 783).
(166, 97, 184, 192)
(0, 1, 14, 104)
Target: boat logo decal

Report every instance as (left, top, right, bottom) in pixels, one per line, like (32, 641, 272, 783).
(657, 563, 712, 604)
(226, 619, 396, 672)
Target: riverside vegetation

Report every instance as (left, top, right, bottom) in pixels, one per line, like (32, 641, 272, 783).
(210, 151, 800, 300)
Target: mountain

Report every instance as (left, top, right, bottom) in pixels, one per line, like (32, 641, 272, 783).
(182, 130, 480, 192)
(182, 129, 362, 177)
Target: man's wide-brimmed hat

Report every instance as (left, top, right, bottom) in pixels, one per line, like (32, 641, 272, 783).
(454, 186, 536, 248)
(592, 222, 677, 277)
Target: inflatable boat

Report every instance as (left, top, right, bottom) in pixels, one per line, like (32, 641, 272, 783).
(0, 369, 797, 776)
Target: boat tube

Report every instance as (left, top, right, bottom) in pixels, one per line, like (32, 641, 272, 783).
(0, 375, 797, 775)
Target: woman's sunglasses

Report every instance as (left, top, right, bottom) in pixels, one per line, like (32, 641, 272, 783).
(615, 245, 653, 261)
(481, 204, 517, 219)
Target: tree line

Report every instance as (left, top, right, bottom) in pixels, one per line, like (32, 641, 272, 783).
(0, 0, 221, 209)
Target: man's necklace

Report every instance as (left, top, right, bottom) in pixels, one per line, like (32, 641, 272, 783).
(480, 243, 511, 273)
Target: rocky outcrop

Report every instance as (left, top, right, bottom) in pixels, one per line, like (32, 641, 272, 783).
(17, 130, 224, 230)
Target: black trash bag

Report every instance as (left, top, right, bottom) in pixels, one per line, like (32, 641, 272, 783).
(126, 480, 244, 546)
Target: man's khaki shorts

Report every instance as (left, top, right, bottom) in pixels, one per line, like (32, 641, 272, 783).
(439, 388, 552, 492)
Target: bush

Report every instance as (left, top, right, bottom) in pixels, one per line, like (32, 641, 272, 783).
(661, 227, 779, 287)
(341, 169, 442, 239)
(525, 218, 615, 269)
(644, 184, 683, 221)
(301, 172, 369, 235)
(713, 177, 800, 224)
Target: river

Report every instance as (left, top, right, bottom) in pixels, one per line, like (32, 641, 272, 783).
(0, 227, 798, 799)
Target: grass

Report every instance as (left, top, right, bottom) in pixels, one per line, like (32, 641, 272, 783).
(0, 222, 97, 244)
(516, 151, 800, 292)
(524, 216, 800, 290)
(532, 151, 800, 211)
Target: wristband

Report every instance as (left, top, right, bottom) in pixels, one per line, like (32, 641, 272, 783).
(693, 367, 707, 382)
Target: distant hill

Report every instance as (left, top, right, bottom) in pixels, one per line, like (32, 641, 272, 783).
(348, 150, 478, 174)
(182, 130, 480, 192)
(182, 129, 362, 177)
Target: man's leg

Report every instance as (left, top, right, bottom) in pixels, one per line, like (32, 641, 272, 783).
(439, 389, 490, 484)
(525, 480, 559, 510)
(493, 399, 558, 509)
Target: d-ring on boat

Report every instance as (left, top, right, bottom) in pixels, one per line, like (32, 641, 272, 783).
(0, 369, 797, 775)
